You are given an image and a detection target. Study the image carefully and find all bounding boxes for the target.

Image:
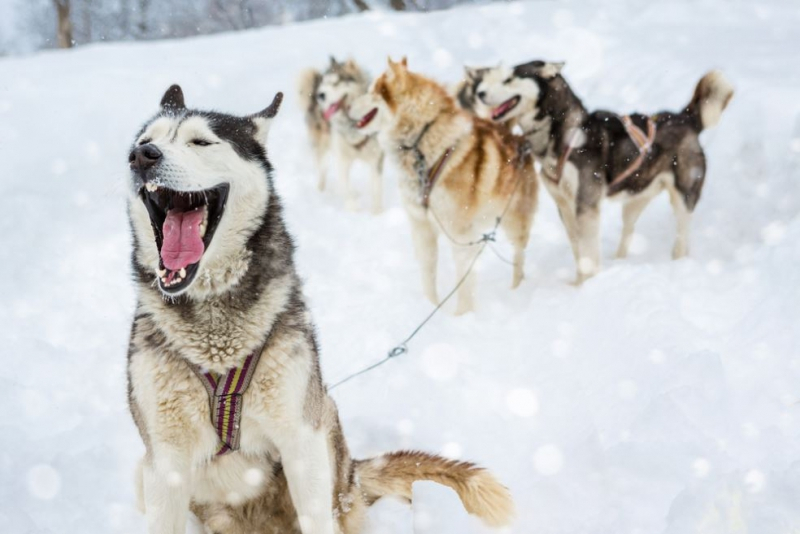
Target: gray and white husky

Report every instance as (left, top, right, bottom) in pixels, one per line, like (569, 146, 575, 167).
(298, 57, 385, 213)
(126, 85, 514, 534)
(464, 62, 733, 282)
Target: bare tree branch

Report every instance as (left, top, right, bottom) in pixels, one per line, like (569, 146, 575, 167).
(352, 0, 370, 11)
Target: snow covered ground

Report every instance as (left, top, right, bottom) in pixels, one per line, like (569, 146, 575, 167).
(1, 0, 799, 532)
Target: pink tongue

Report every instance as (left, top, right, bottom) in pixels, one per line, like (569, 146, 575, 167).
(323, 100, 341, 121)
(493, 101, 511, 119)
(161, 207, 206, 271)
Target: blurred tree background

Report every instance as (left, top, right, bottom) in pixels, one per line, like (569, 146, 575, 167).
(0, 0, 511, 55)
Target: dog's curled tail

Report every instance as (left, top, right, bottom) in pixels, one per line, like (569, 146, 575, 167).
(354, 450, 515, 528)
(686, 70, 734, 131)
(297, 68, 323, 124)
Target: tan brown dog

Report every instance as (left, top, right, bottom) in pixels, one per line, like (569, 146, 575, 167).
(350, 58, 538, 314)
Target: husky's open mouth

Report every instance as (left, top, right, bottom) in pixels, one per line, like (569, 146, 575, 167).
(356, 108, 378, 129)
(323, 97, 345, 121)
(139, 183, 229, 294)
(492, 96, 520, 121)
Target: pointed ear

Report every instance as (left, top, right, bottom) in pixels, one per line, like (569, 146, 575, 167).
(464, 66, 484, 81)
(513, 60, 564, 79)
(250, 92, 284, 145)
(400, 56, 408, 68)
(329, 56, 340, 69)
(160, 84, 185, 111)
(539, 61, 565, 78)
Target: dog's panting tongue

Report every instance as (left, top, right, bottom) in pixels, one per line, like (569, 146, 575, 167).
(492, 97, 518, 120)
(161, 207, 206, 271)
(323, 100, 342, 121)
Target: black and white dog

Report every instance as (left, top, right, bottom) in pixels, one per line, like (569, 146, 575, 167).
(465, 61, 734, 282)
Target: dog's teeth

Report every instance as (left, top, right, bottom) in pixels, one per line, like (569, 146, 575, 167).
(179, 268, 186, 278)
(145, 183, 158, 192)
(199, 222, 206, 238)
(157, 269, 166, 277)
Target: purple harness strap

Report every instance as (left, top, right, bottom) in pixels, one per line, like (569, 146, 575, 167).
(190, 350, 262, 456)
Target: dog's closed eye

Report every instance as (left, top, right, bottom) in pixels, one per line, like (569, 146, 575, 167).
(191, 139, 215, 147)
(138, 138, 151, 145)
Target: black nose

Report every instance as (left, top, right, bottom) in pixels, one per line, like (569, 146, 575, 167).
(477, 91, 487, 101)
(129, 144, 162, 172)
(317, 92, 326, 101)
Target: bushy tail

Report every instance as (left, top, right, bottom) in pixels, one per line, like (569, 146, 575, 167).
(354, 451, 515, 528)
(686, 70, 734, 131)
(297, 67, 324, 127)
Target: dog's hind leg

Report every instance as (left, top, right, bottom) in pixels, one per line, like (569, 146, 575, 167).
(409, 216, 439, 305)
(616, 196, 652, 259)
(668, 185, 693, 259)
(575, 206, 601, 284)
(501, 192, 536, 289)
(451, 244, 477, 315)
(552, 195, 580, 265)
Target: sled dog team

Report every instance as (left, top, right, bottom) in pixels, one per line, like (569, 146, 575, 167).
(123, 53, 732, 534)
(300, 57, 734, 303)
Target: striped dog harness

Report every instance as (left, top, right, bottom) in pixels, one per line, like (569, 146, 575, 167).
(420, 146, 456, 208)
(190, 351, 262, 455)
(609, 115, 657, 187)
(549, 115, 656, 188)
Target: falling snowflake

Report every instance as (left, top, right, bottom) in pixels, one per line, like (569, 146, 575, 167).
(533, 445, 564, 476)
(506, 388, 540, 418)
(744, 470, 766, 493)
(692, 458, 711, 478)
(26, 464, 61, 500)
(441, 442, 462, 459)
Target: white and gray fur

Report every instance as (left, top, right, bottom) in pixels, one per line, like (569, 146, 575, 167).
(470, 61, 734, 282)
(299, 57, 385, 213)
(127, 85, 515, 534)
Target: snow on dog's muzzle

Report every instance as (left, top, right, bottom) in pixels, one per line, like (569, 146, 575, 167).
(139, 183, 230, 295)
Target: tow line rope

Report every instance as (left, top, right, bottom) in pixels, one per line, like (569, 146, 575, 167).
(329, 168, 526, 391)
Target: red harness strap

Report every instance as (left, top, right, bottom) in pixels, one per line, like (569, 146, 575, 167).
(550, 129, 582, 185)
(190, 351, 262, 456)
(609, 115, 657, 187)
(549, 116, 657, 188)
(420, 146, 456, 208)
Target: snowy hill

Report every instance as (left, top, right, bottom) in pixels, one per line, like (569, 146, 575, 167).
(1, 1, 799, 532)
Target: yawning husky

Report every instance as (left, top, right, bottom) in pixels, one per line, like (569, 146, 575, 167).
(298, 57, 385, 212)
(126, 84, 514, 534)
(349, 58, 538, 315)
(469, 61, 733, 282)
